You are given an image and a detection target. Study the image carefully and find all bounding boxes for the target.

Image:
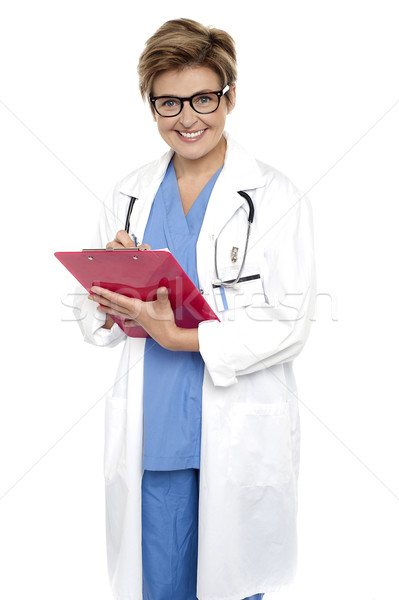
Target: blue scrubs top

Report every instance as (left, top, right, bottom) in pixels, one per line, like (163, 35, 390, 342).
(142, 158, 222, 471)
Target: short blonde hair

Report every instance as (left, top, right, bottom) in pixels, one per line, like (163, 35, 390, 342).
(137, 18, 237, 103)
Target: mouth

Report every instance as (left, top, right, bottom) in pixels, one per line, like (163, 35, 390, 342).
(176, 129, 206, 140)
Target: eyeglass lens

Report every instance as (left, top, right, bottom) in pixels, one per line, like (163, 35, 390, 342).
(154, 93, 220, 116)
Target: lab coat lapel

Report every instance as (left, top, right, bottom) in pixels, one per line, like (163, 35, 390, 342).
(200, 133, 266, 240)
(119, 149, 174, 244)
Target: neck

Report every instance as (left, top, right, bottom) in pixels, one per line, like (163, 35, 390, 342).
(173, 136, 226, 180)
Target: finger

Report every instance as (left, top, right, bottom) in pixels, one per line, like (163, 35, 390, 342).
(124, 320, 139, 327)
(90, 286, 122, 303)
(92, 297, 131, 318)
(89, 289, 131, 314)
(138, 243, 151, 251)
(89, 289, 117, 308)
(156, 286, 169, 302)
(115, 230, 136, 248)
(106, 240, 125, 249)
(97, 305, 130, 319)
(91, 287, 141, 316)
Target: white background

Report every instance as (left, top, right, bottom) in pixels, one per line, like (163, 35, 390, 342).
(1, 1, 398, 599)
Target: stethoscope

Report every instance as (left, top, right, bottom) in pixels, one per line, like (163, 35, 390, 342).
(124, 190, 255, 289)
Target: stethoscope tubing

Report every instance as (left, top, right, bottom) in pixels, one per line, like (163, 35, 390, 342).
(125, 191, 255, 289)
(124, 196, 138, 232)
(214, 191, 254, 288)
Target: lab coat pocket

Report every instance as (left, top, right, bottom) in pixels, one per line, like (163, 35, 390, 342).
(228, 402, 293, 487)
(212, 263, 268, 312)
(104, 396, 127, 483)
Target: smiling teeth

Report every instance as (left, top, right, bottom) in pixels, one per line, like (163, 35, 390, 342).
(179, 130, 205, 138)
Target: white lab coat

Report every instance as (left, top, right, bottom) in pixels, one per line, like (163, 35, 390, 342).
(75, 132, 316, 600)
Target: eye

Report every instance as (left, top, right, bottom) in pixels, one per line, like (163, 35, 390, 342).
(160, 98, 179, 108)
(193, 95, 213, 106)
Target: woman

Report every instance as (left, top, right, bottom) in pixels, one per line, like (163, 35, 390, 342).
(76, 17, 315, 600)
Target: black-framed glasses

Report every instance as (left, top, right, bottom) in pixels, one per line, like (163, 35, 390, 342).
(150, 85, 230, 117)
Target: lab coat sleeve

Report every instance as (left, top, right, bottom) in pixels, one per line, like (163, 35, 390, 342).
(73, 184, 127, 348)
(198, 192, 316, 387)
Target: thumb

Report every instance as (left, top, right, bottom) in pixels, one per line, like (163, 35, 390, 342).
(156, 287, 169, 303)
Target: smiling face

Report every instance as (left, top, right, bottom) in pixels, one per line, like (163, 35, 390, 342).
(151, 66, 236, 169)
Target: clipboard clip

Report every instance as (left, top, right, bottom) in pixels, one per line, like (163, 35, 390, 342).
(82, 248, 141, 251)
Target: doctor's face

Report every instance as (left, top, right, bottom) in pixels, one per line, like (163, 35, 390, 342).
(150, 66, 235, 165)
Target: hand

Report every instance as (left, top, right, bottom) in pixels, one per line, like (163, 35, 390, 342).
(106, 230, 151, 251)
(88, 286, 199, 352)
(100, 232, 150, 329)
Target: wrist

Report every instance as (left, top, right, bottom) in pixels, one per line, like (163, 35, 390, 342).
(167, 326, 199, 352)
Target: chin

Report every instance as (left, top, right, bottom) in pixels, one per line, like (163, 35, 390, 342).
(175, 140, 217, 161)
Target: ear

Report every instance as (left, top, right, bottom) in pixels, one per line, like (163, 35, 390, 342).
(227, 85, 237, 114)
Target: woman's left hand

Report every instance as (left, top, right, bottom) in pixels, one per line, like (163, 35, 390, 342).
(88, 286, 199, 352)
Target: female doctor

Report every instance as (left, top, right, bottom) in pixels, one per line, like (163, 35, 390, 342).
(76, 17, 316, 600)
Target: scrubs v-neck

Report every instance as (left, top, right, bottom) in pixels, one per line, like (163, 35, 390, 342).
(142, 159, 222, 471)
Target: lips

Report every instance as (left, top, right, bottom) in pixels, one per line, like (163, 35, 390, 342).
(177, 129, 206, 139)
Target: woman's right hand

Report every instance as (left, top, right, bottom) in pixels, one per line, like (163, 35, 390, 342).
(106, 230, 136, 249)
(106, 230, 151, 251)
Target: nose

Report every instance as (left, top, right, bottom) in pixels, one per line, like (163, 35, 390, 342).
(179, 100, 198, 128)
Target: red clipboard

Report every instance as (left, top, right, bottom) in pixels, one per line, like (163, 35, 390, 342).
(55, 249, 219, 338)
